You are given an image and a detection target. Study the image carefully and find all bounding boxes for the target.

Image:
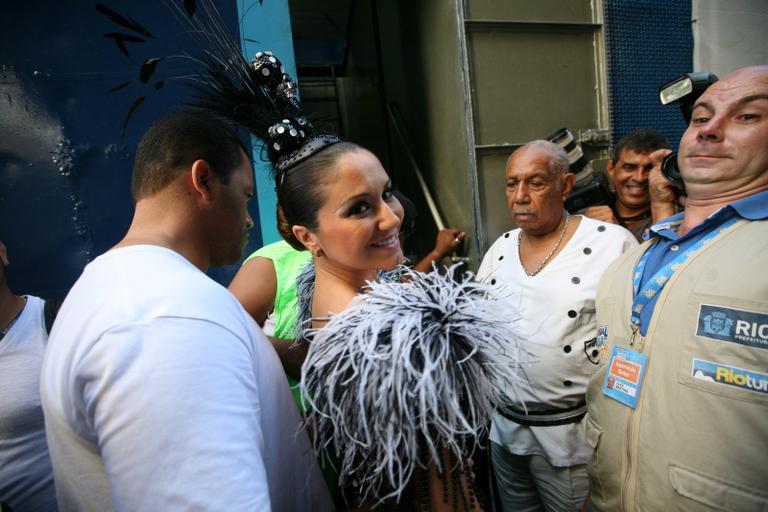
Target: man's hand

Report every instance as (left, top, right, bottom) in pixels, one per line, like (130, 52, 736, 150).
(412, 228, 465, 273)
(648, 148, 681, 222)
(582, 205, 618, 225)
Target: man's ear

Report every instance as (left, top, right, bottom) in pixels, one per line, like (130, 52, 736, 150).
(0, 241, 8, 266)
(562, 172, 577, 200)
(190, 160, 215, 201)
(291, 225, 320, 254)
(606, 159, 616, 181)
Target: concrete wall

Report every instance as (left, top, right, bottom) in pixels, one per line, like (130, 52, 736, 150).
(693, 0, 768, 76)
(376, 0, 479, 265)
(376, 0, 607, 268)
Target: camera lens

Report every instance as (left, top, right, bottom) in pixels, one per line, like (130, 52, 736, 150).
(545, 127, 588, 176)
(661, 152, 684, 185)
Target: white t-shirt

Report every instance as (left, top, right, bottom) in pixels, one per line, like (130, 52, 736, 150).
(0, 295, 58, 511)
(477, 216, 637, 466)
(41, 245, 332, 511)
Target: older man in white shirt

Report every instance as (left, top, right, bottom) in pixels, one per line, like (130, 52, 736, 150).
(477, 140, 636, 511)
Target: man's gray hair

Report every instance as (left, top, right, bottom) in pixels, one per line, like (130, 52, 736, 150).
(514, 140, 571, 177)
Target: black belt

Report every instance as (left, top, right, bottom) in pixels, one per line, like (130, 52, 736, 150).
(498, 402, 587, 427)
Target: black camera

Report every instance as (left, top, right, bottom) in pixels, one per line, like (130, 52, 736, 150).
(547, 127, 612, 213)
(661, 152, 684, 186)
(658, 72, 719, 187)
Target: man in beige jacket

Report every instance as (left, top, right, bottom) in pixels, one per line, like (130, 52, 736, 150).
(584, 65, 768, 511)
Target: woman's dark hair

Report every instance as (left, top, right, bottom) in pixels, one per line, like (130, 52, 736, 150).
(131, 110, 247, 202)
(392, 190, 418, 238)
(277, 141, 362, 251)
(275, 204, 292, 242)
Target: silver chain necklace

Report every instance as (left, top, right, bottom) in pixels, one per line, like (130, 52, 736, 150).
(518, 213, 570, 277)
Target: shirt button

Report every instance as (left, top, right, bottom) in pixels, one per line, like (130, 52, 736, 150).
(491, 279, 496, 285)
(504, 232, 510, 238)
(583, 247, 592, 255)
(563, 345, 572, 353)
(568, 310, 577, 318)
(598, 225, 606, 232)
(571, 277, 580, 284)
(498, 255, 504, 261)
(670, 244, 679, 251)
(563, 380, 573, 387)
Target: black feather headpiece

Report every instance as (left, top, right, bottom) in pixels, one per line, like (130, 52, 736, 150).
(162, 0, 343, 180)
(99, 0, 342, 181)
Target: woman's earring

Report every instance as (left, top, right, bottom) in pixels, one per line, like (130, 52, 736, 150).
(315, 248, 324, 258)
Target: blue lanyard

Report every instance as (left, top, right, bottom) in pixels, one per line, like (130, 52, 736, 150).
(631, 216, 739, 329)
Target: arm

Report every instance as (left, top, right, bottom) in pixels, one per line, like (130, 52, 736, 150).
(648, 148, 681, 223)
(413, 228, 466, 273)
(269, 336, 308, 380)
(83, 319, 270, 509)
(228, 256, 277, 327)
(230, 261, 307, 377)
(582, 205, 618, 225)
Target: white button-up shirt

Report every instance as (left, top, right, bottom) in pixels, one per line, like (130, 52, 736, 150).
(477, 216, 636, 466)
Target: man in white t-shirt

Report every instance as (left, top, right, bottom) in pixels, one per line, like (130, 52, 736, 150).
(477, 141, 636, 511)
(41, 111, 332, 511)
(0, 240, 58, 512)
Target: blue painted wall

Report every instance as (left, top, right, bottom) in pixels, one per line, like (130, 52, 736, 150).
(604, 0, 694, 149)
(236, 0, 297, 246)
(0, 0, 295, 297)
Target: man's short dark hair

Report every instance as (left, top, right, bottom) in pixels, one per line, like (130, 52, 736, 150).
(131, 110, 248, 201)
(611, 129, 668, 163)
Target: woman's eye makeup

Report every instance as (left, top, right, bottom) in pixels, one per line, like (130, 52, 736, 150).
(347, 201, 372, 216)
(344, 184, 394, 216)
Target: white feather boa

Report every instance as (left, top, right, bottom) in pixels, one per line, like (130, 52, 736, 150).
(298, 265, 528, 504)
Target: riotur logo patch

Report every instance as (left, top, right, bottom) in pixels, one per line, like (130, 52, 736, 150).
(692, 358, 768, 395)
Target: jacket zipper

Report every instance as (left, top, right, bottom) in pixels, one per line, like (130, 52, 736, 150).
(621, 331, 648, 512)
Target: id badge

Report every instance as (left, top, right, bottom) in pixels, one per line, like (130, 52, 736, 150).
(602, 346, 648, 408)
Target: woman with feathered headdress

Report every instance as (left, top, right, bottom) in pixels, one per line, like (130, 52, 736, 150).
(144, 2, 530, 508)
(218, 56, 528, 510)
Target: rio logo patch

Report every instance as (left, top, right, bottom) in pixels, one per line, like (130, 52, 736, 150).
(697, 304, 768, 350)
(692, 359, 768, 395)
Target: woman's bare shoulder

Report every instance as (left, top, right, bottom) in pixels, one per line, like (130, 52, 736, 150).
(312, 283, 358, 320)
